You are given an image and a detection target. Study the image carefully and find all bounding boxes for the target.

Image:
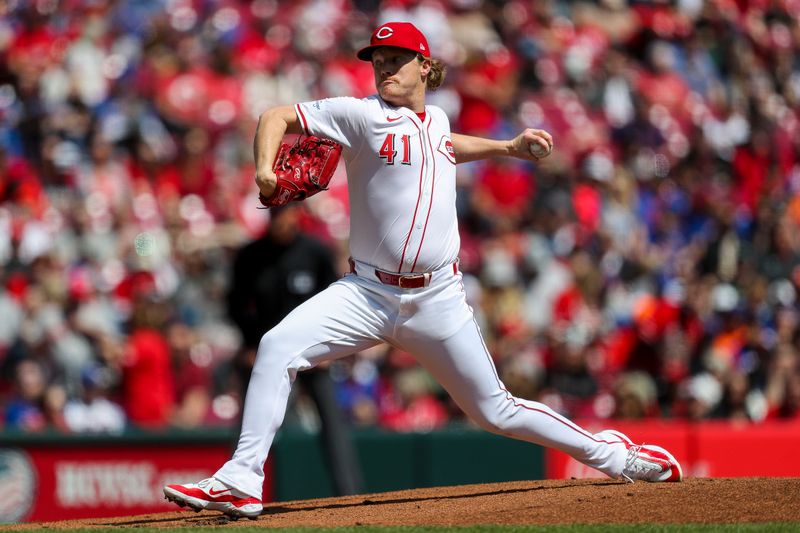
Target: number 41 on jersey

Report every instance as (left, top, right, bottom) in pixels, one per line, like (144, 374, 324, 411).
(379, 134, 411, 165)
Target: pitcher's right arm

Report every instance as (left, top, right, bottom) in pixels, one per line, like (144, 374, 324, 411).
(254, 106, 304, 198)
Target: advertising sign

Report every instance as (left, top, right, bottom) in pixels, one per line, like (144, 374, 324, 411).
(0, 443, 270, 523)
(546, 420, 800, 479)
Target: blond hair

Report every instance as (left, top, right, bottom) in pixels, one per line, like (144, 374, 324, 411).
(418, 54, 446, 91)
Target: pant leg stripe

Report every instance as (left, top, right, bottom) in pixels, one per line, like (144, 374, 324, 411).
(469, 315, 626, 446)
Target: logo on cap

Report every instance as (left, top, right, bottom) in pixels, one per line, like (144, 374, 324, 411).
(376, 26, 394, 39)
(356, 21, 431, 61)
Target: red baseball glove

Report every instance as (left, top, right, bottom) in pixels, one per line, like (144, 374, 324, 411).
(258, 136, 343, 208)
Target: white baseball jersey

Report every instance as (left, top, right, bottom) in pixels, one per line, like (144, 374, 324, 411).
(295, 96, 460, 273)
(211, 95, 633, 501)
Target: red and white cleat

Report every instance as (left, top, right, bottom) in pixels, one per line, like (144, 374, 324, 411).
(598, 429, 683, 483)
(163, 478, 262, 520)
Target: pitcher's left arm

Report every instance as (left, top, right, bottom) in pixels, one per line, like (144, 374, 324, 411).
(450, 128, 553, 164)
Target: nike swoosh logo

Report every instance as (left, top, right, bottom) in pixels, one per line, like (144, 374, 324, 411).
(208, 488, 231, 496)
(386, 116, 403, 122)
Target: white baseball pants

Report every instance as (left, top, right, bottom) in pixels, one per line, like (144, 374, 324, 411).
(214, 262, 627, 499)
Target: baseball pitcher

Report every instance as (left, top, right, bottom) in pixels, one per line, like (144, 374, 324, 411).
(165, 22, 682, 520)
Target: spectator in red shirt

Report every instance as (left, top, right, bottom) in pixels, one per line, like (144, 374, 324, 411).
(121, 294, 175, 428)
(166, 321, 212, 428)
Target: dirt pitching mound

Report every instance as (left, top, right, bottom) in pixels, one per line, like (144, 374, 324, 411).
(12, 478, 800, 529)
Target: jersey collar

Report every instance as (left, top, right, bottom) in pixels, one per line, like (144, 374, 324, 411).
(377, 95, 428, 125)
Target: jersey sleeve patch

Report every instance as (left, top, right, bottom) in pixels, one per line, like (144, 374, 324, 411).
(437, 136, 456, 165)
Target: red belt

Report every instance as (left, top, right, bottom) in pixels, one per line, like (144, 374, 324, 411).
(349, 259, 457, 289)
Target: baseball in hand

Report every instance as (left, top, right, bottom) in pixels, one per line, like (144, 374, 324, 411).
(529, 141, 552, 159)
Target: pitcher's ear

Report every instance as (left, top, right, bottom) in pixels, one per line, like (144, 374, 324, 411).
(418, 55, 432, 76)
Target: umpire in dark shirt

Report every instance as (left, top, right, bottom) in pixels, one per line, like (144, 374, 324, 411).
(227, 204, 363, 496)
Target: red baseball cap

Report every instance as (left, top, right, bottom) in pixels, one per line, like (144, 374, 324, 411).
(357, 22, 431, 61)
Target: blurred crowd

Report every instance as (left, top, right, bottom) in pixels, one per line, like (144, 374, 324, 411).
(1, 0, 800, 435)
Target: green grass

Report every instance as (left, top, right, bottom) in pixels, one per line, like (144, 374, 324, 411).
(17, 525, 799, 533)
